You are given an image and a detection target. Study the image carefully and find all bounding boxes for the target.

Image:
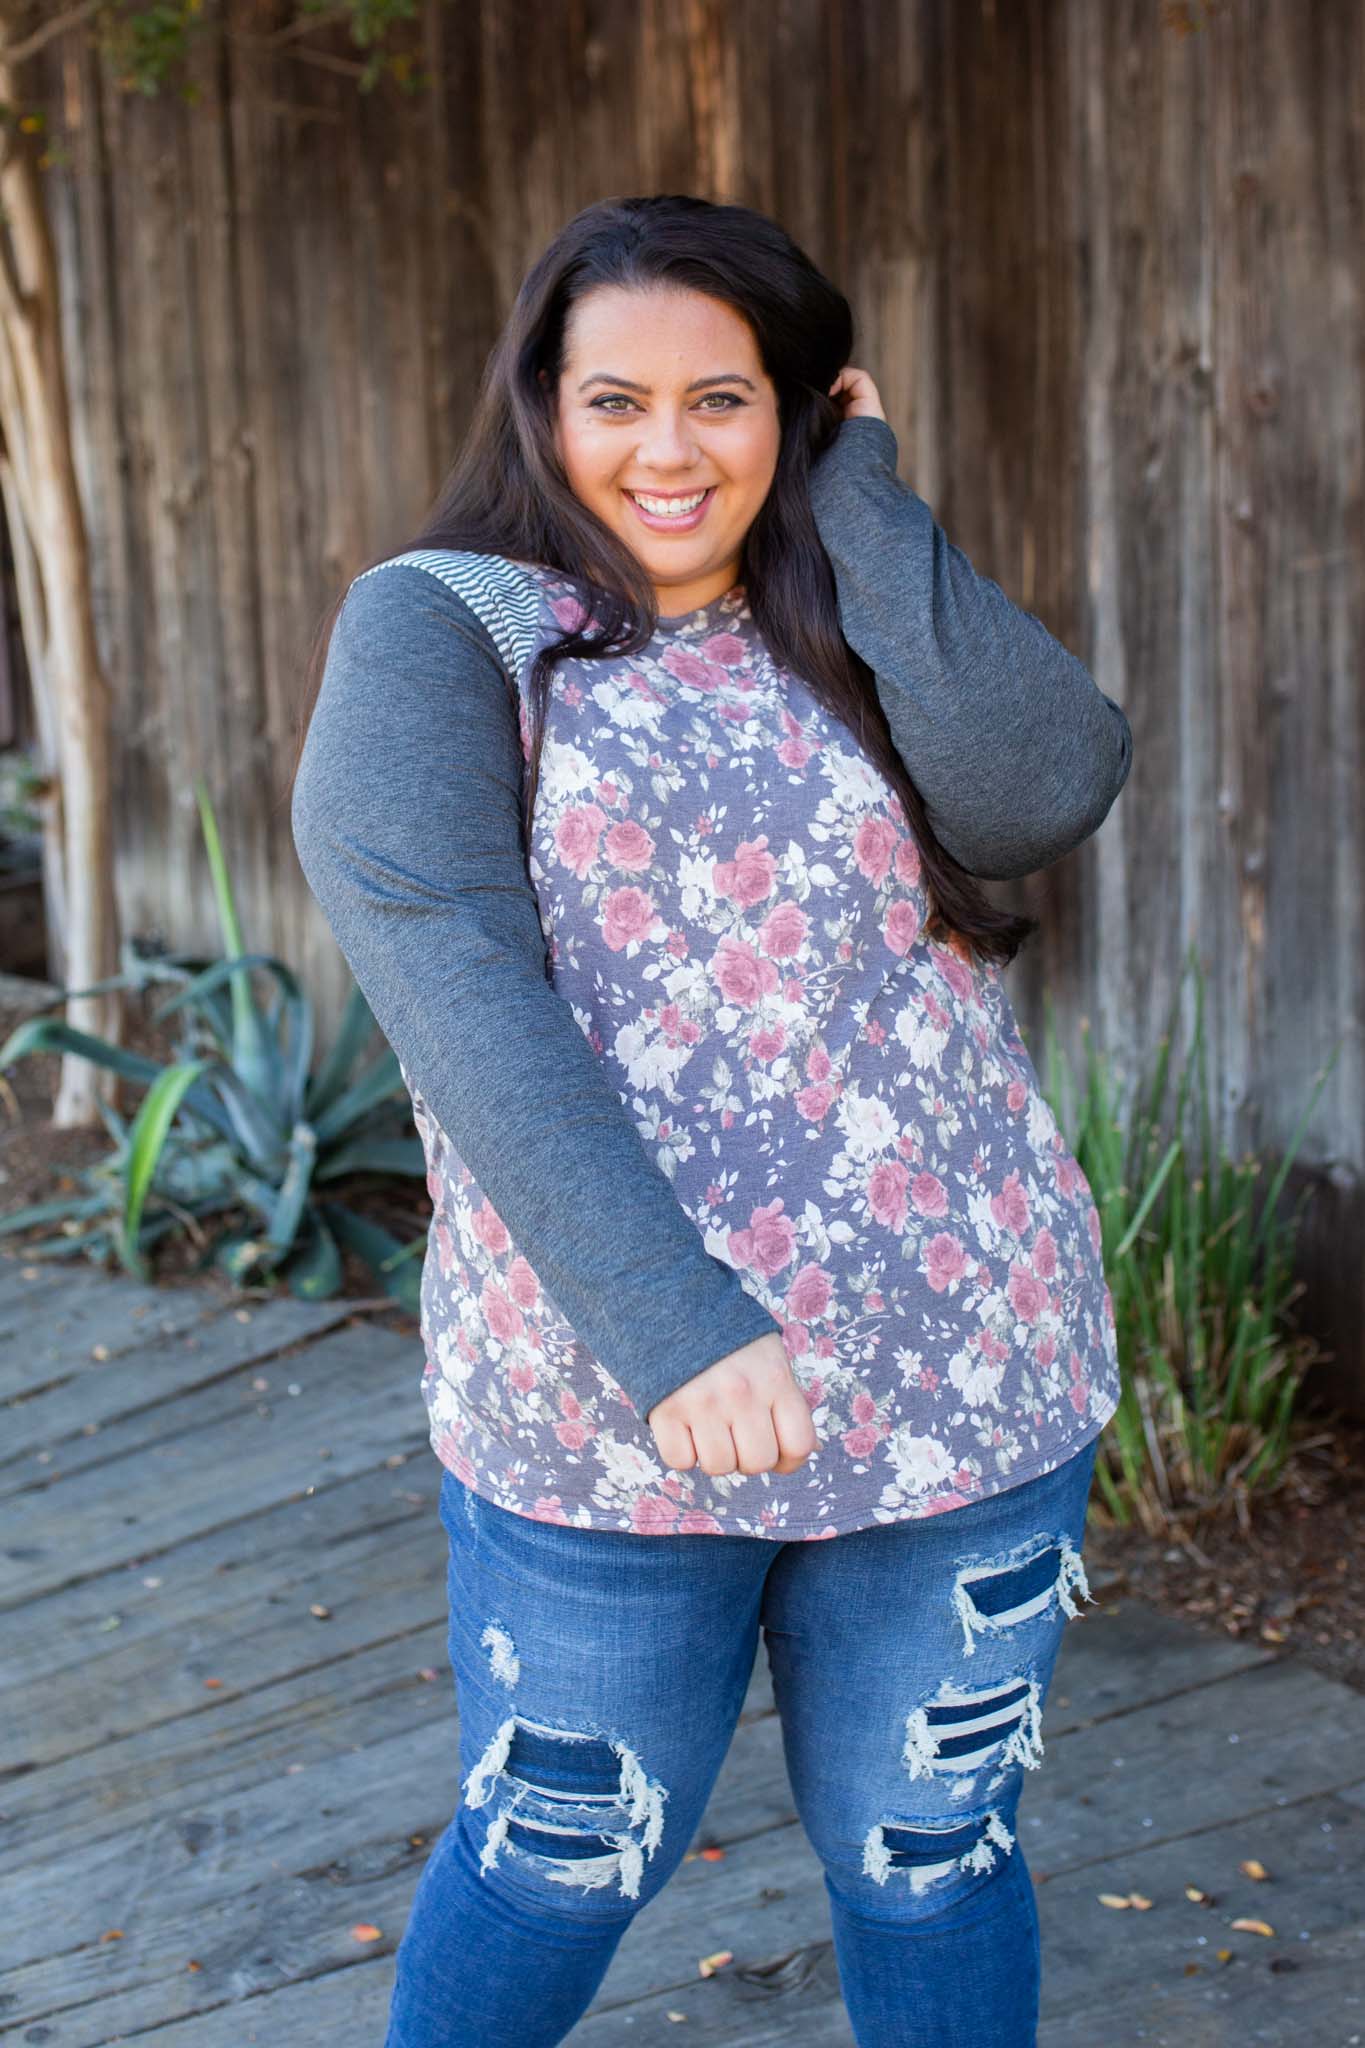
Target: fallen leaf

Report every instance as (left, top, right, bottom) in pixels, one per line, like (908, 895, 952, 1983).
(1184, 1885, 1209, 1903)
(1216, 1948, 1233, 1963)
(666, 2014, 688, 2023)
(698, 1949, 733, 1977)
(418, 1667, 439, 1682)
(1183, 1962, 1201, 1976)
(699, 1847, 726, 1862)
(1127, 1892, 1154, 1910)
(1239, 1858, 1269, 1881)
(1098, 1892, 1132, 1909)
(351, 1923, 383, 1943)
(309, 1603, 332, 1620)
(1231, 1918, 1274, 1937)
(203, 1678, 224, 1689)
(187, 1960, 202, 1972)
(99, 1930, 124, 1942)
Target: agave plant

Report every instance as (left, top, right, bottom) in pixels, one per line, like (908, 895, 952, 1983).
(0, 779, 426, 1307)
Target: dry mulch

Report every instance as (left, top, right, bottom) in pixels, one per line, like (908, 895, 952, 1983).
(3, 978, 1363, 1698)
(1083, 1419, 1365, 1696)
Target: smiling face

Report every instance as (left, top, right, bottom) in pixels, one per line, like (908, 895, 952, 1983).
(545, 283, 782, 618)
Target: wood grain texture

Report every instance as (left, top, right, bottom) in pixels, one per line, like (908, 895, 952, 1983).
(3, 1261, 1363, 2042)
(20, 0, 1363, 1402)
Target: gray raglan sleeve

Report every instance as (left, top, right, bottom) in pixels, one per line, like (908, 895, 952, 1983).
(807, 414, 1133, 881)
(290, 564, 782, 1421)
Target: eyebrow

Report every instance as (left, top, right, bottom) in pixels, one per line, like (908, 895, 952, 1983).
(576, 372, 757, 394)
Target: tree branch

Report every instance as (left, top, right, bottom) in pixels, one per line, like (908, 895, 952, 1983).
(2, 0, 104, 66)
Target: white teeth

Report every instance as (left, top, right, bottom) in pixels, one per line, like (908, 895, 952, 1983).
(628, 489, 709, 515)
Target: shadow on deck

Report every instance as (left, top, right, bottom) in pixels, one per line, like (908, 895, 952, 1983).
(2, 1251, 1363, 2044)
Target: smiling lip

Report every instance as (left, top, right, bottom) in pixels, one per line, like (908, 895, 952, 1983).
(624, 485, 716, 533)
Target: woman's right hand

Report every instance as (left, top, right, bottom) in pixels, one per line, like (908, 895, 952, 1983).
(645, 1333, 819, 1478)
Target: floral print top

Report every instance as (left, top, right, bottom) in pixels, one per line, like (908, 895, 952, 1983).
(391, 552, 1122, 1538)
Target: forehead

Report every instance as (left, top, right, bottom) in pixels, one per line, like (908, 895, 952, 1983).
(562, 284, 763, 378)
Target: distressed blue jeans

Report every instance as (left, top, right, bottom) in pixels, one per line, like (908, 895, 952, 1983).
(383, 1434, 1101, 2048)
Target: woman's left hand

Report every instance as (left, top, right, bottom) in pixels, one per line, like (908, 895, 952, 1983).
(827, 364, 887, 424)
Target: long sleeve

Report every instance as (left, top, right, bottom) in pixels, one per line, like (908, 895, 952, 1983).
(290, 563, 782, 1421)
(807, 414, 1133, 881)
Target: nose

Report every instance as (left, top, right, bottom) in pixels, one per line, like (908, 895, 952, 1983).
(632, 410, 702, 473)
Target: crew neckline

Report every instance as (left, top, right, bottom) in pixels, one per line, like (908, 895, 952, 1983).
(655, 580, 747, 629)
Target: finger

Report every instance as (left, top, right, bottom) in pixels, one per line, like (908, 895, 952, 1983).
(729, 1405, 780, 1476)
(650, 1413, 697, 1472)
(691, 1417, 739, 1478)
(772, 1381, 819, 1469)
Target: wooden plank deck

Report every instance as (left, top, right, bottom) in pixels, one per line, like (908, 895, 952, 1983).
(3, 1249, 1362, 2046)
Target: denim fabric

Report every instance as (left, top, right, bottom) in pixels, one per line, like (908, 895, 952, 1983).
(382, 1435, 1101, 2047)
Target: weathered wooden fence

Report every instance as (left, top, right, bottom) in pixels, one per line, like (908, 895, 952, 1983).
(21, 0, 1363, 1403)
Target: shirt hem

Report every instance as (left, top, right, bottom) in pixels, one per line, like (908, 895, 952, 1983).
(429, 1385, 1119, 1541)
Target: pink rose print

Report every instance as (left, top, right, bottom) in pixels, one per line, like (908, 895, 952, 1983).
(853, 815, 899, 886)
(990, 1168, 1032, 1237)
(923, 1233, 969, 1293)
(1031, 1228, 1059, 1280)
(895, 835, 922, 886)
(471, 1201, 510, 1256)
(409, 561, 1121, 1540)
(710, 934, 781, 1005)
(1007, 1263, 1049, 1323)
(910, 1171, 950, 1217)
(602, 885, 658, 950)
(699, 630, 747, 666)
(604, 818, 655, 871)
(728, 1196, 799, 1279)
(933, 944, 976, 1004)
(867, 1159, 910, 1231)
(749, 1021, 787, 1062)
(631, 1492, 683, 1533)
(481, 1279, 524, 1342)
(795, 1080, 836, 1121)
(712, 834, 778, 907)
(549, 590, 591, 633)
(505, 1257, 540, 1307)
(786, 1263, 833, 1322)
(663, 646, 726, 691)
(883, 898, 922, 955)
(556, 803, 608, 879)
(757, 900, 809, 959)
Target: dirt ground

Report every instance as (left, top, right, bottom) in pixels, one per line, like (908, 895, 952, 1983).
(3, 980, 1363, 1699)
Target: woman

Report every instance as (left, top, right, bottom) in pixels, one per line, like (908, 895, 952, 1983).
(289, 193, 1132, 2048)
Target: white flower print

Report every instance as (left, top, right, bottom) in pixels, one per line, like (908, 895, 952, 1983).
(409, 565, 1120, 1538)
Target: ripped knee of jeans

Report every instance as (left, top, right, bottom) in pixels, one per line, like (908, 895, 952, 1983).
(862, 1806, 1017, 1895)
(462, 1712, 669, 1903)
(950, 1530, 1094, 1658)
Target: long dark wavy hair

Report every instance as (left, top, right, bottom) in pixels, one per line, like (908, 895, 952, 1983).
(287, 193, 1037, 966)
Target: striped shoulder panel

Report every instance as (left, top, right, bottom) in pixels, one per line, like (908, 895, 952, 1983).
(353, 548, 544, 681)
